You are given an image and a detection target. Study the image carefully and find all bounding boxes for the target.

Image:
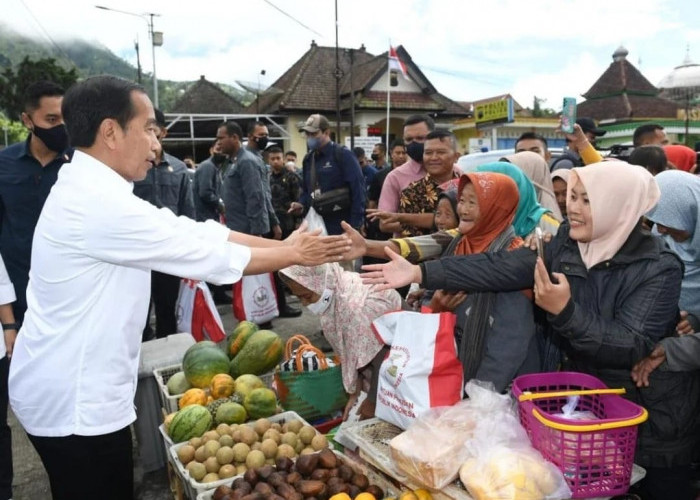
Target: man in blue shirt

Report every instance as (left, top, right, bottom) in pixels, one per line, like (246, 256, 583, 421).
(289, 114, 365, 236)
(0, 79, 71, 500)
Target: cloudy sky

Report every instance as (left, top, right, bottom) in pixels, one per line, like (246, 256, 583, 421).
(4, 0, 698, 110)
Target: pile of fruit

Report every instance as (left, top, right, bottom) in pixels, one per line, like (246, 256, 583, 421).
(211, 448, 387, 500)
(164, 322, 286, 441)
(175, 417, 330, 484)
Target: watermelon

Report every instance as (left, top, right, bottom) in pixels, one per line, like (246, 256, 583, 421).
(168, 404, 212, 443)
(229, 330, 283, 378)
(215, 402, 247, 425)
(226, 321, 259, 359)
(166, 371, 191, 395)
(183, 342, 230, 388)
(243, 387, 278, 419)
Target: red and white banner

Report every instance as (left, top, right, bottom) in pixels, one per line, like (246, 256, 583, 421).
(176, 279, 226, 342)
(372, 311, 463, 429)
(389, 46, 409, 80)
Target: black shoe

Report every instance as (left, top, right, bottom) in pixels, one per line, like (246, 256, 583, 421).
(279, 305, 302, 318)
(258, 321, 273, 330)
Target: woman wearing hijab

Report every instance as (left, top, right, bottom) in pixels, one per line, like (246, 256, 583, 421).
(476, 162, 560, 238)
(550, 169, 570, 218)
(664, 144, 697, 173)
(435, 172, 538, 392)
(279, 263, 401, 419)
(348, 172, 539, 391)
(361, 162, 700, 500)
(502, 150, 564, 221)
(632, 171, 700, 388)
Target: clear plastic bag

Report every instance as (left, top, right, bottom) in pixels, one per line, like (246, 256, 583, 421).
(458, 382, 572, 500)
(388, 380, 513, 489)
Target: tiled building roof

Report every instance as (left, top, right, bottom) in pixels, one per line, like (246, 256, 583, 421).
(578, 47, 679, 120)
(171, 76, 244, 114)
(247, 42, 469, 119)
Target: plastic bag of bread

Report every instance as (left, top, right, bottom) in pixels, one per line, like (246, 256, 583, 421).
(459, 446, 571, 500)
(389, 380, 513, 489)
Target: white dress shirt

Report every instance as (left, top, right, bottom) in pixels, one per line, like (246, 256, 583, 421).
(0, 254, 17, 359)
(9, 150, 251, 437)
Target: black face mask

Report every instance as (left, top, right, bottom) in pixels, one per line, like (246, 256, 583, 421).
(406, 141, 424, 163)
(371, 153, 380, 162)
(254, 136, 269, 151)
(212, 153, 228, 165)
(32, 123, 69, 153)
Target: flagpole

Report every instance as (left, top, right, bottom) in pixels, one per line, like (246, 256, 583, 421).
(385, 45, 391, 152)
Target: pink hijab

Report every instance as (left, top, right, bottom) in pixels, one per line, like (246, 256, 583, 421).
(280, 263, 401, 392)
(569, 161, 660, 269)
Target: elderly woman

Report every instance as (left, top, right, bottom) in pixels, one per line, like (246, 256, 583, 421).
(361, 162, 700, 500)
(280, 263, 401, 419)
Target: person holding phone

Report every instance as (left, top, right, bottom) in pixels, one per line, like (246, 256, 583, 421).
(360, 161, 700, 500)
(550, 117, 607, 171)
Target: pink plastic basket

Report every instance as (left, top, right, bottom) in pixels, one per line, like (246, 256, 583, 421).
(512, 372, 648, 498)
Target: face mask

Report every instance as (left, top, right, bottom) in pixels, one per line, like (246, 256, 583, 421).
(32, 123, 69, 152)
(254, 136, 269, 150)
(212, 153, 227, 165)
(371, 153, 380, 162)
(307, 137, 322, 151)
(306, 288, 333, 315)
(304, 265, 333, 315)
(406, 141, 424, 163)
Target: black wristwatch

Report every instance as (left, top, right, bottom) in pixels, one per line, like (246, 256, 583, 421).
(2, 323, 19, 331)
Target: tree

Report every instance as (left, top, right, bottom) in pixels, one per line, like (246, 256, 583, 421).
(0, 115, 28, 147)
(0, 56, 78, 119)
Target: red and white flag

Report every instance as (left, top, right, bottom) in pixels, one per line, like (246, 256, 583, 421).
(388, 45, 409, 80)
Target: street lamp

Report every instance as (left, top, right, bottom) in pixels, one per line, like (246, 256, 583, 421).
(95, 5, 163, 108)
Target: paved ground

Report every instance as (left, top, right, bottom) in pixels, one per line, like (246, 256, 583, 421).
(10, 293, 324, 500)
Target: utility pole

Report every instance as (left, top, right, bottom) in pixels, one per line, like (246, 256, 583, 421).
(333, 0, 342, 142)
(95, 5, 162, 107)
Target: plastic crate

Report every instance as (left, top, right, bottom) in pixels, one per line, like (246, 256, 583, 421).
(512, 372, 648, 499)
(194, 450, 399, 500)
(154, 365, 276, 415)
(154, 364, 185, 414)
(170, 411, 315, 499)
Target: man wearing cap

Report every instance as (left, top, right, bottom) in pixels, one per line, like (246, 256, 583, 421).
(288, 114, 365, 237)
(133, 108, 195, 339)
(550, 117, 606, 171)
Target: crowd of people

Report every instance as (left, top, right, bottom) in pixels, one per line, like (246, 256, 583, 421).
(0, 74, 699, 500)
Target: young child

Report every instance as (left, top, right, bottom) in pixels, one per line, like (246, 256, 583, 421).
(279, 263, 401, 419)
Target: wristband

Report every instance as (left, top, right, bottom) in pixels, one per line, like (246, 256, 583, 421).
(2, 322, 19, 331)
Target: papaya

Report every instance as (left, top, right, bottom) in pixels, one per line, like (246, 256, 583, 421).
(229, 330, 283, 378)
(226, 321, 259, 359)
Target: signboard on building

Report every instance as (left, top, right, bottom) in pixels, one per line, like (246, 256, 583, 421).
(468, 138, 492, 153)
(344, 136, 384, 152)
(475, 97, 514, 129)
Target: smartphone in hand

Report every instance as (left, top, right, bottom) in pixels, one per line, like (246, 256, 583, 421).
(561, 97, 577, 134)
(535, 227, 545, 265)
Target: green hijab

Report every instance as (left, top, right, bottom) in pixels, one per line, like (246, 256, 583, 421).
(476, 162, 548, 237)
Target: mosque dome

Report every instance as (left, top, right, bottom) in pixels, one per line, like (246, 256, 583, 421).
(612, 45, 629, 62)
(658, 48, 700, 94)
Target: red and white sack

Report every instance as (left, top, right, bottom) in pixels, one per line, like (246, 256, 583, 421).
(232, 273, 279, 325)
(176, 279, 226, 342)
(372, 311, 463, 429)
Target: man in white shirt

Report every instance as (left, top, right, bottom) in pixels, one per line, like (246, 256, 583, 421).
(8, 75, 350, 500)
